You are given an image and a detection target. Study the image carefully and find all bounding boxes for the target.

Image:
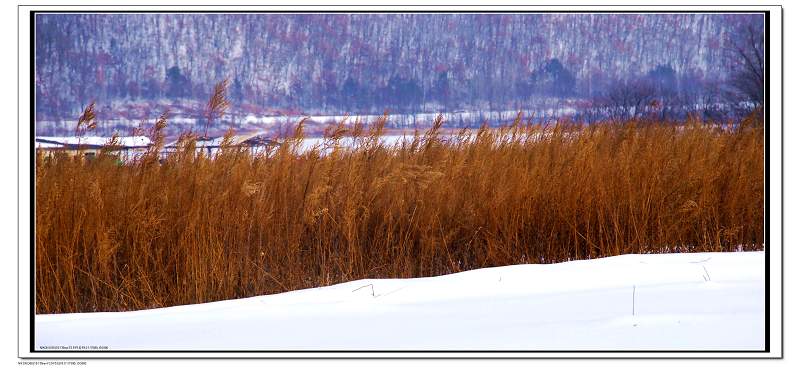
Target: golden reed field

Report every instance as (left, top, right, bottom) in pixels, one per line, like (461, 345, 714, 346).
(34, 111, 765, 314)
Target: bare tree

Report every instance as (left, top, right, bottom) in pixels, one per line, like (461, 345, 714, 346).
(602, 78, 657, 120)
(726, 23, 765, 109)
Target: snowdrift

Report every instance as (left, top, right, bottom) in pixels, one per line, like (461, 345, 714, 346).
(35, 251, 765, 351)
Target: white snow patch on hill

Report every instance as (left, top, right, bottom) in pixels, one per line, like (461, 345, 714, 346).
(35, 251, 764, 351)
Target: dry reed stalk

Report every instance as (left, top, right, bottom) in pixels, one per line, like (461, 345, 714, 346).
(75, 101, 97, 136)
(34, 111, 765, 314)
(204, 79, 230, 140)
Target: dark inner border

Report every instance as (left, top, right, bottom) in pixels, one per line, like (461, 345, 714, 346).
(25, 6, 778, 359)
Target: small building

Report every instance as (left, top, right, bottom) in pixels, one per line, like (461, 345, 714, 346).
(161, 132, 281, 158)
(35, 136, 152, 161)
(235, 132, 282, 156)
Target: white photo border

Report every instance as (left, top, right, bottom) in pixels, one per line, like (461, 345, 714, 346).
(17, 2, 784, 360)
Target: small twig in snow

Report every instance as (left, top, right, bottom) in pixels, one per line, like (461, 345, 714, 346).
(352, 283, 375, 297)
(632, 285, 636, 317)
(702, 265, 711, 282)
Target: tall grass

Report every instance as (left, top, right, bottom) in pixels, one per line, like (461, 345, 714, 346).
(34, 112, 765, 313)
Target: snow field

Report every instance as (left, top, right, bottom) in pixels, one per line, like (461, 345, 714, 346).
(35, 251, 764, 351)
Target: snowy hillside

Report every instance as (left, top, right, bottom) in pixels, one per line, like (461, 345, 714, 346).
(35, 251, 764, 351)
(35, 13, 763, 120)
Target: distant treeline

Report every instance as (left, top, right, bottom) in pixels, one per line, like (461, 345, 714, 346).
(35, 13, 764, 120)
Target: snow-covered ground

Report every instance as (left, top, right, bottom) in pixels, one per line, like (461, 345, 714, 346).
(35, 251, 764, 351)
(35, 105, 580, 137)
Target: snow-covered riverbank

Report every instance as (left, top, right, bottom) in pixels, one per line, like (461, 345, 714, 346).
(35, 251, 764, 351)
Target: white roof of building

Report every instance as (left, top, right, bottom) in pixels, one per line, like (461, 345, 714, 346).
(36, 136, 152, 147)
(165, 132, 275, 148)
(35, 141, 64, 149)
